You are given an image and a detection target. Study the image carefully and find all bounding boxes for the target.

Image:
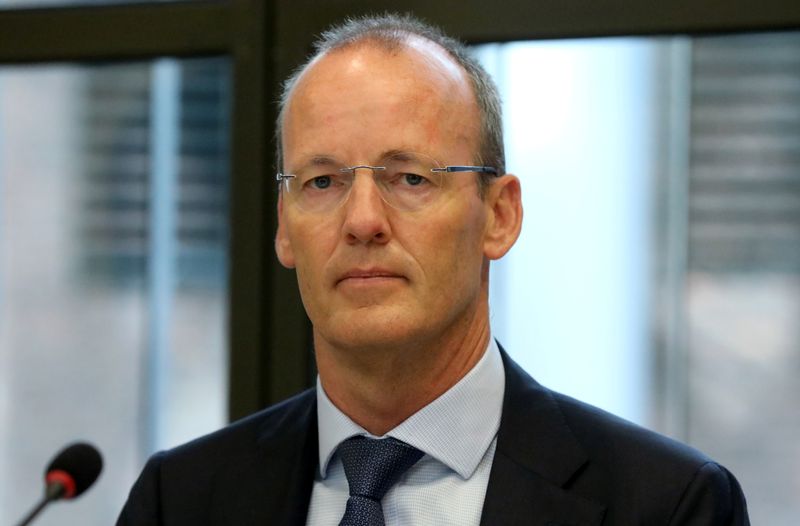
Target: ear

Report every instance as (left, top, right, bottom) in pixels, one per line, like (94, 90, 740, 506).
(483, 174, 523, 260)
(275, 193, 296, 269)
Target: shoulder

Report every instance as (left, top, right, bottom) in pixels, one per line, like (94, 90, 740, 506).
(553, 389, 710, 471)
(500, 347, 710, 473)
(552, 392, 749, 523)
(498, 350, 749, 524)
(116, 388, 317, 525)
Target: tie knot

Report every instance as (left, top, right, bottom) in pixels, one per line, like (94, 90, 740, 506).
(337, 436, 424, 501)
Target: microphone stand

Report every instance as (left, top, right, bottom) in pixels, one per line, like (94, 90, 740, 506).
(15, 483, 65, 526)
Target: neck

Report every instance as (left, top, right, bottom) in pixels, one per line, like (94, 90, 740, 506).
(315, 304, 491, 436)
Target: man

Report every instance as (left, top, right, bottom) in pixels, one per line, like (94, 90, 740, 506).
(118, 14, 749, 525)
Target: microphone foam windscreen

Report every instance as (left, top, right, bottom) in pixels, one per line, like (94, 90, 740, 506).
(45, 442, 103, 497)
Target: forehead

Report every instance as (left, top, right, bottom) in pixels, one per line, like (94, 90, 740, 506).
(282, 39, 480, 165)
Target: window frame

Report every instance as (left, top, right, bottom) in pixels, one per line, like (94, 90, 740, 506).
(1, 0, 798, 421)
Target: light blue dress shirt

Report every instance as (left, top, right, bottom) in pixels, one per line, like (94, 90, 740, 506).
(305, 338, 505, 525)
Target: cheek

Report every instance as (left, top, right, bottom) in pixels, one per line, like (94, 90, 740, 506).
(288, 220, 336, 288)
(405, 205, 486, 286)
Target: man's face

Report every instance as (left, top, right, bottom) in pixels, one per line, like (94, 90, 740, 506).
(276, 40, 495, 352)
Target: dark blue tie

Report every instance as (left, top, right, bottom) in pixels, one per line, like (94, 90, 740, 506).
(337, 436, 424, 526)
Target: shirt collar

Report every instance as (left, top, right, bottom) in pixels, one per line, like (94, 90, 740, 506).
(316, 338, 505, 480)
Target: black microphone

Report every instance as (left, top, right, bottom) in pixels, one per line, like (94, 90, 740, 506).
(15, 442, 103, 526)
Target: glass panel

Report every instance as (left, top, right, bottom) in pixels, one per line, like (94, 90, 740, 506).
(0, 57, 230, 525)
(685, 32, 800, 526)
(475, 31, 799, 525)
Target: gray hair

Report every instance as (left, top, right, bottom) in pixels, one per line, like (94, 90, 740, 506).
(276, 13, 505, 191)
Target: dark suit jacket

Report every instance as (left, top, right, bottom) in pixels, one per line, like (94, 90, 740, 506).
(117, 350, 749, 525)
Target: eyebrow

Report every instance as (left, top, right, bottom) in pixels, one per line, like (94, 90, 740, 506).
(307, 155, 341, 166)
(287, 155, 342, 174)
(379, 149, 420, 163)
(296, 149, 424, 170)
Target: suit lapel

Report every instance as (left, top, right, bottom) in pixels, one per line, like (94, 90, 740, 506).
(480, 350, 606, 526)
(214, 351, 607, 525)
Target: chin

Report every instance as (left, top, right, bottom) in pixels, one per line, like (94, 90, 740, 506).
(322, 309, 429, 352)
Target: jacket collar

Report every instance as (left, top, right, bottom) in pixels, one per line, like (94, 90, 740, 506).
(247, 348, 607, 526)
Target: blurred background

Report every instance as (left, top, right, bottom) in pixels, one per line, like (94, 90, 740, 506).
(0, 1, 798, 524)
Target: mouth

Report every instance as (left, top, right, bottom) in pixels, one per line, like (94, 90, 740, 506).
(336, 268, 405, 286)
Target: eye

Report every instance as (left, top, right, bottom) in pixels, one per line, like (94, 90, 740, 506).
(402, 173, 426, 186)
(310, 175, 332, 189)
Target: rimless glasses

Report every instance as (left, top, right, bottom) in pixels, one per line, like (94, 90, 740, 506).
(276, 151, 498, 213)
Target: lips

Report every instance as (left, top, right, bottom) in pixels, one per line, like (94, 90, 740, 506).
(336, 268, 405, 285)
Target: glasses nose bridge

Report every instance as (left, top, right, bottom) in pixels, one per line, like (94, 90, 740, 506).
(347, 164, 385, 180)
(344, 164, 387, 194)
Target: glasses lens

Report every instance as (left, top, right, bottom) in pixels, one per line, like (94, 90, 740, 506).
(281, 153, 448, 212)
(376, 153, 444, 211)
(285, 161, 352, 212)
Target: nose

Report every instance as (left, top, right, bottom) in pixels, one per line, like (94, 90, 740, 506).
(341, 168, 391, 245)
